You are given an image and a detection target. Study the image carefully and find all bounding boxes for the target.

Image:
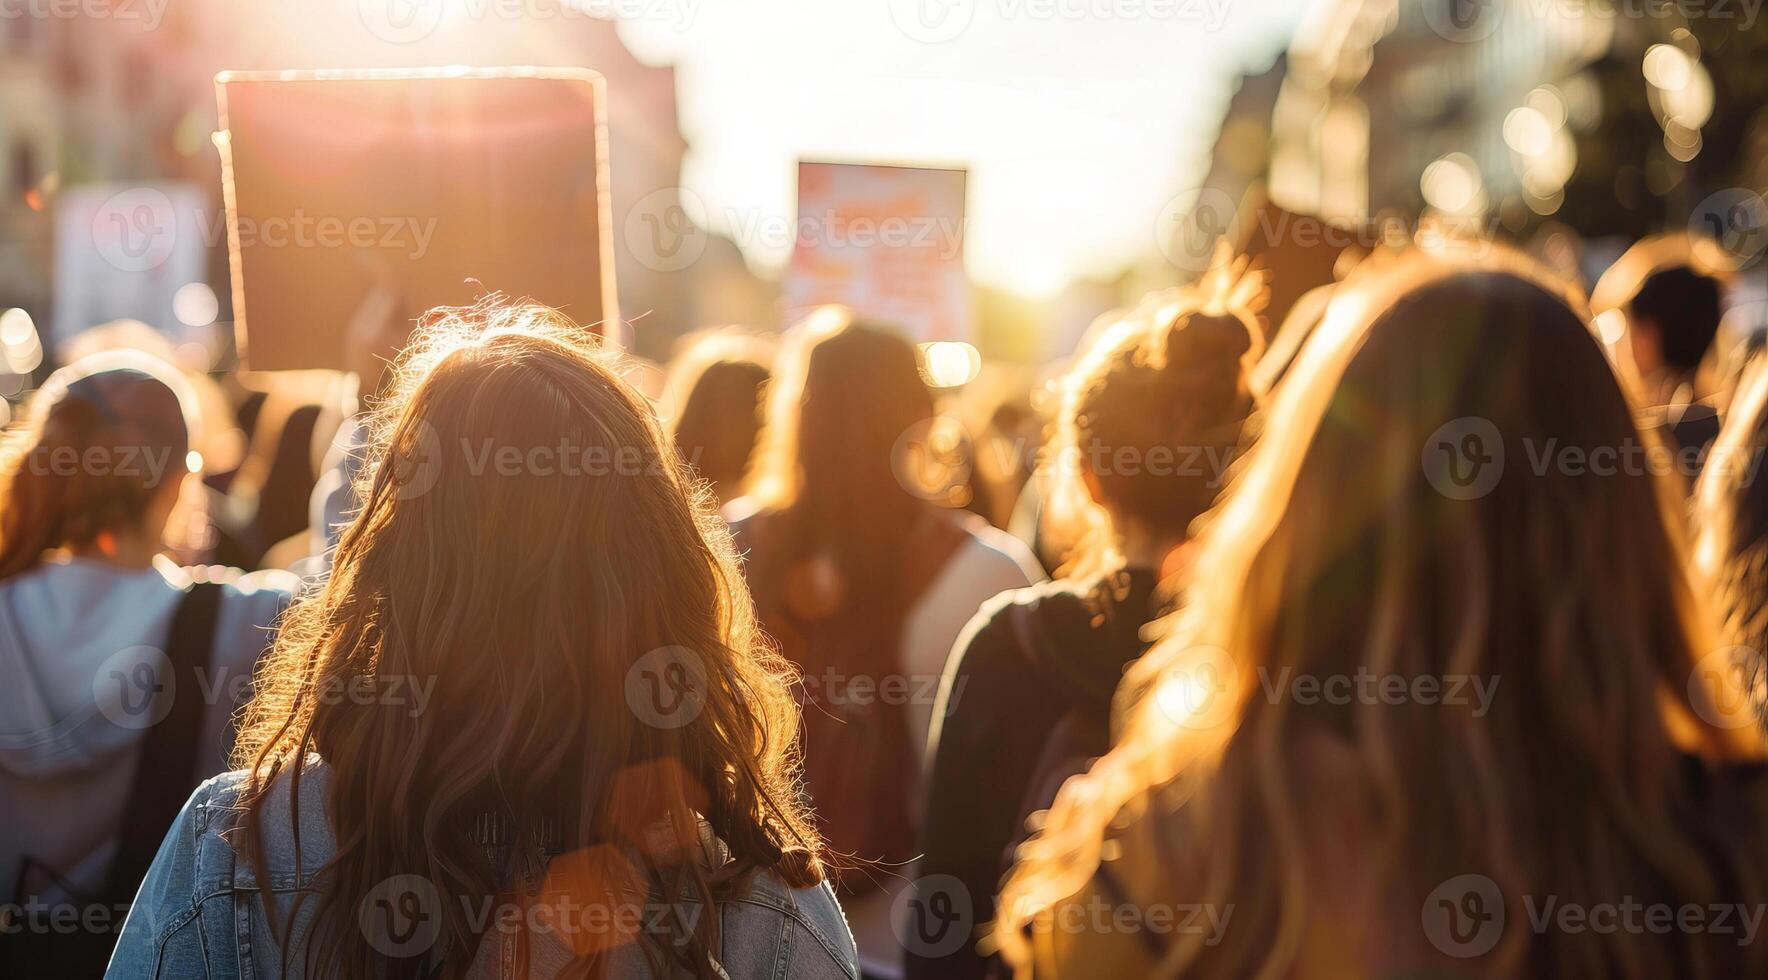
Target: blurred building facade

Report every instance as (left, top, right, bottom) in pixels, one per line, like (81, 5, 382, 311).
(0, 14, 56, 319)
(1178, 0, 1768, 261)
(1268, 0, 1618, 224)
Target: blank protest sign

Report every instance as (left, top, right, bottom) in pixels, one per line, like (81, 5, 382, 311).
(215, 67, 617, 370)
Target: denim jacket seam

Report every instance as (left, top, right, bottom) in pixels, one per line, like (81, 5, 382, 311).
(772, 900, 793, 980)
(235, 886, 257, 980)
(195, 902, 212, 978)
(723, 897, 853, 978)
(230, 873, 320, 891)
(196, 821, 323, 895)
(788, 918, 857, 979)
(146, 900, 204, 975)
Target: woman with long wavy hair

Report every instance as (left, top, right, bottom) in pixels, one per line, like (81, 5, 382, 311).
(995, 250, 1768, 978)
(109, 305, 855, 979)
(728, 315, 1041, 975)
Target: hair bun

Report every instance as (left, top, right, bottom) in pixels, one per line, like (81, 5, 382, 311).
(1164, 312, 1254, 371)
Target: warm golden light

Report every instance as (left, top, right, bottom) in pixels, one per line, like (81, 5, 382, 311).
(1504, 107, 1553, 157)
(0, 309, 42, 375)
(1642, 45, 1690, 91)
(918, 341, 982, 388)
(0, 308, 35, 347)
(1421, 153, 1483, 216)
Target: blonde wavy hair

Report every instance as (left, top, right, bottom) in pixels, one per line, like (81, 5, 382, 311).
(997, 247, 1768, 977)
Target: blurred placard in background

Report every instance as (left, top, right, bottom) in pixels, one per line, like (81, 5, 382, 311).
(215, 67, 617, 371)
(784, 162, 968, 343)
(53, 182, 210, 346)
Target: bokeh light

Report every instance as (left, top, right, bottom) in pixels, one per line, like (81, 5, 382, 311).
(173, 282, 220, 329)
(919, 341, 982, 389)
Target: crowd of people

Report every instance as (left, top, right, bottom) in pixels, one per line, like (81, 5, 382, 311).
(3, 226, 1768, 979)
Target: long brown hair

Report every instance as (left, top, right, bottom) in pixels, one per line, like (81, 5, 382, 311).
(663, 330, 773, 507)
(998, 249, 1768, 977)
(744, 314, 938, 671)
(233, 303, 822, 979)
(0, 351, 194, 580)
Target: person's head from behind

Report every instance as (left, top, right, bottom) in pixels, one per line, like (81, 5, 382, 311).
(742, 312, 942, 671)
(1044, 253, 1265, 578)
(664, 331, 773, 506)
(1000, 250, 1765, 976)
(749, 312, 934, 523)
(236, 303, 820, 979)
(59, 318, 246, 477)
(0, 350, 196, 579)
(1627, 263, 1723, 380)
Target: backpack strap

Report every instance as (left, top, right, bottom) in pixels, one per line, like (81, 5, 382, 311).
(104, 580, 225, 907)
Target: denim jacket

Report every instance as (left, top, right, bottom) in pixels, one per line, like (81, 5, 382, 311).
(105, 766, 859, 979)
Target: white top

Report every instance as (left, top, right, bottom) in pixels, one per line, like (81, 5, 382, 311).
(858, 521, 1042, 980)
(900, 523, 1044, 769)
(715, 498, 1046, 978)
(0, 556, 296, 902)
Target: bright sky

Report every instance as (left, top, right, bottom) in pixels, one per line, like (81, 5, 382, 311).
(616, 0, 1305, 296)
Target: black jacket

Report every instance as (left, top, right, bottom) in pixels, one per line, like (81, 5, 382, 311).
(909, 568, 1161, 980)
